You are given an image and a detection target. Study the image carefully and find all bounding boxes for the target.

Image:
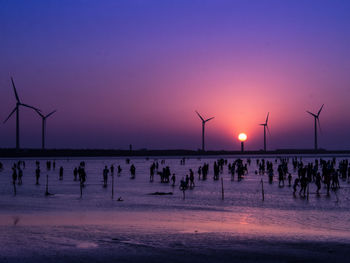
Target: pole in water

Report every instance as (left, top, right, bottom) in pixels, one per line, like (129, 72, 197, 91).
(112, 173, 114, 199)
(221, 177, 224, 200)
(182, 190, 185, 200)
(45, 174, 49, 196)
(261, 178, 264, 201)
(80, 182, 83, 198)
(307, 183, 309, 200)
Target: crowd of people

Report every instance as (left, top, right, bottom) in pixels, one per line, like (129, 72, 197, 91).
(4, 156, 350, 200)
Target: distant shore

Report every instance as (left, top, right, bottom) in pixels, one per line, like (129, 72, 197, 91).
(1, 148, 350, 158)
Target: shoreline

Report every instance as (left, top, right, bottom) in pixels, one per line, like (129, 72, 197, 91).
(1, 148, 350, 158)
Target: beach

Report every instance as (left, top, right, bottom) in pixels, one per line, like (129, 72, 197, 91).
(1, 156, 350, 262)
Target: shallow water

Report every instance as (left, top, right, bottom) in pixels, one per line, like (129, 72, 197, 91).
(0, 155, 350, 261)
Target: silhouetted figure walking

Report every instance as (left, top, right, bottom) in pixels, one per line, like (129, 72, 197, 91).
(150, 163, 156, 182)
(185, 175, 190, 188)
(59, 166, 64, 180)
(12, 164, 17, 195)
(197, 166, 202, 180)
(213, 162, 220, 180)
(268, 169, 274, 184)
(293, 178, 299, 195)
(324, 171, 331, 196)
(80, 168, 86, 187)
(288, 173, 292, 187)
(189, 169, 195, 188)
(35, 166, 41, 185)
(73, 167, 78, 181)
(12, 165, 17, 184)
(18, 167, 23, 185)
(103, 165, 109, 187)
(171, 173, 176, 186)
(315, 172, 321, 194)
(299, 176, 308, 197)
(180, 177, 187, 199)
(278, 165, 284, 187)
(130, 164, 136, 179)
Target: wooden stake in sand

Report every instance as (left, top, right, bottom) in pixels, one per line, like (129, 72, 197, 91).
(45, 174, 49, 196)
(221, 177, 224, 200)
(112, 173, 114, 200)
(261, 178, 264, 201)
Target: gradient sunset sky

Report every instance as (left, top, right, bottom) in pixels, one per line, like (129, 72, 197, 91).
(1, 0, 350, 150)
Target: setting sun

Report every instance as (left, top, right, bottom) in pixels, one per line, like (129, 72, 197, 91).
(238, 133, 247, 142)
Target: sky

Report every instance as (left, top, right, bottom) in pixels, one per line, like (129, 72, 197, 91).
(1, 0, 350, 150)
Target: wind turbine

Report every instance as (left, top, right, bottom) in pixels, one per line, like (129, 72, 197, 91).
(259, 112, 270, 151)
(35, 110, 57, 150)
(195, 111, 214, 151)
(306, 104, 324, 151)
(3, 77, 40, 150)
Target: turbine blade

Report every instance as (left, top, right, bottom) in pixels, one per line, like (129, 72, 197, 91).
(266, 125, 271, 136)
(195, 111, 204, 122)
(266, 112, 269, 124)
(4, 107, 17, 123)
(45, 110, 57, 118)
(35, 108, 44, 118)
(259, 124, 265, 126)
(11, 77, 20, 103)
(306, 111, 316, 117)
(317, 104, 324, 117)
(205, 117, 214, 122)
(20, 103, 40, 112)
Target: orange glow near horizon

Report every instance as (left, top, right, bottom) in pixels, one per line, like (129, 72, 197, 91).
(238, 133, 247, 142)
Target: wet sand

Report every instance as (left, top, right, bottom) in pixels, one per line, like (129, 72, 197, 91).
(1, 224, 349, 263)
(1, 209, 350, 263)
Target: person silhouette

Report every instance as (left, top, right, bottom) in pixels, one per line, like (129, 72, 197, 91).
(130, 164, 136, 179)
(293, 178, 299, 195)
(35, 166, 41, 185)
(73, 167, 78, 181)
(150, 163, 156, 182)
(18, 167, 23, 185)
(189, 170, 195, 188)
(288, 173, 292, 187)
(315, 172, 322, 194)
(171, 173, 176, 186)
(103, 166, 109, 187)
(59, 166, 64, 180)
(12, 164, 17, 184)
(80, 168, 86, 186)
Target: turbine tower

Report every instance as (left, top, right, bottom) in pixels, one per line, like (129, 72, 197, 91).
(35, 110, 57, 150)
(3, 77, 40, 150)
(195, 111, 214, 151)
(307, 104, 324, 151)
(259, 112, 270, 151)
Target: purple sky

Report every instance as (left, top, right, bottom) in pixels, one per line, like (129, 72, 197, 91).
(1, 0, 350, 150)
